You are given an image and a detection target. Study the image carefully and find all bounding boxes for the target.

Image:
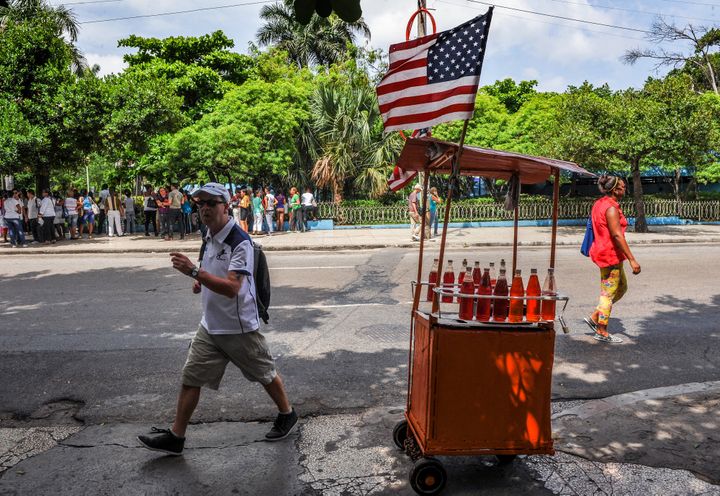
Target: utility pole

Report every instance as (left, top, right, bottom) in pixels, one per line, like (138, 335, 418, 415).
(417, 0, 427, 38)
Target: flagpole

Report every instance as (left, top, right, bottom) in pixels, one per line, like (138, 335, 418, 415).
(411, 0, 429, 316)
(431, 119, 470, 315)
(412, 168, 431, 314)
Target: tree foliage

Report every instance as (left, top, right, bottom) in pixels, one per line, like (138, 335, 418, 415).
(624, 18, 720, 94)
(257, 0, 370, 68)
(0, 15, 104, 189)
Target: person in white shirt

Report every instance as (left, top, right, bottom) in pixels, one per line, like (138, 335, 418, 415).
(26, 189, 41, 242)
(263, 187, 276, 235)
(104, 187, 124, 237)
(137, 182, 297, 456)
(98, 184, 109, 235)
(123, 189, 136, 236)
(4, 189, 27, 247)
(300, 188, 315, 232)
(64, 190, 79, 239)
(37, 188, 56, 244)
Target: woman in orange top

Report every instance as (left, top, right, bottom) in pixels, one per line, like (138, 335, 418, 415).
(584, 175, 641, 343)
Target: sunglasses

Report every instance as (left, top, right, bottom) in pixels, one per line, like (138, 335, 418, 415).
(195, 199, 224, 207)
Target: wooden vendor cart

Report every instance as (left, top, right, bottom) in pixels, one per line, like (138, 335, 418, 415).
(391, 136, 594, 495)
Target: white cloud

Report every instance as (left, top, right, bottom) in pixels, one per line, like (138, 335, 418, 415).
(85, 53, 127, 76)
(68, 0, 712, 91)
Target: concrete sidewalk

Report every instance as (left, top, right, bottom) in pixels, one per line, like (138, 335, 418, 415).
(1, 383, 719, 494)
(3, 224, 720, 254)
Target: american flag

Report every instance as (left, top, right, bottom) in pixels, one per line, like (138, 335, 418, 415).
(377, 9, 493, 133)
(387, 128, 430, 191)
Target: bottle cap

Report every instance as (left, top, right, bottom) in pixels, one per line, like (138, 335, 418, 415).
(548, 267, 554, 273)
(489, 262, 495, 267)
(515, 269, 521, 276)
(531, 268, 537, 274)
(474, 261, 480, 266)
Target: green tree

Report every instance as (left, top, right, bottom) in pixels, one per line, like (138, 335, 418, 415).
(118, 31, 255, 119)
(484, 78, 538, 114)
(103, 71, 187, 161)
(0, 16, 105, 190)
(0, 0, 86, 74)
(624, 19, 719, 94)
(551, 83, 664, 232)
(645, 75, 720, 199)
(160, 74, 313, 185)
(257, 0, 370, 68)
(305, 81, 402, 200)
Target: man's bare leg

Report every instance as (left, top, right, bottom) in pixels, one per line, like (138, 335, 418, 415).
(172, 385, 201, 437)
(263, 374, 291, 413)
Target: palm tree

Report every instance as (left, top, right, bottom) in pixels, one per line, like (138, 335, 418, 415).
(306, 83, 403, 201)
(256, 0, 371, 68)
(0, 0, 86, 74)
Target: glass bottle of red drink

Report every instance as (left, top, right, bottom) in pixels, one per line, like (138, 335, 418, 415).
(492, 268, 509, 322)
(458, 267, 475, 320)
(489, 262, 497, 288)
(541, 267, 557, 321)
(508, 269, 525, 323)
(426, 258, 439, 302)
(475, 268, 492, 321)
(525, 268, 542, 322)
(472, 261, 481, 289)
(457, 259, 468, 302)
(441, 260, 455, 303)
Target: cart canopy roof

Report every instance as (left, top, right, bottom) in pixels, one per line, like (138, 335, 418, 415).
(396, 137, 595, 184)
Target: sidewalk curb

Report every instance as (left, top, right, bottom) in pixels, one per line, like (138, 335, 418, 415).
(2, 237, 720, 255)
(552, 381, 720, 421)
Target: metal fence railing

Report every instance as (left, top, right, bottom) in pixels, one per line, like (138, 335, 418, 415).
(317, 200, 720, 225)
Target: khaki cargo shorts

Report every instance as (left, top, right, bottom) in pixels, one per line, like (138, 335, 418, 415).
(181, 325, 277, 389)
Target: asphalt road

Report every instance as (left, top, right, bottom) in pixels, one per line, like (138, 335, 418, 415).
(1, 245, 719, 426)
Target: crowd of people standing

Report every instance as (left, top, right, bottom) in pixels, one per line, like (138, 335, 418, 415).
(227, 186, 317, 235)
(0, 183, 319, 247)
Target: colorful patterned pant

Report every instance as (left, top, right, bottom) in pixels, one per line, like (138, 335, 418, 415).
(596, 263, 627, 326)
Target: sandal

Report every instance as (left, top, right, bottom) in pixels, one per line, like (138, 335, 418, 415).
(592, 332, 623, 343)
(583, 317, 598, 333)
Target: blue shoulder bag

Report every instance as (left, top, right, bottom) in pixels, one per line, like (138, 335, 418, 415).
(580, 217, 594, 257)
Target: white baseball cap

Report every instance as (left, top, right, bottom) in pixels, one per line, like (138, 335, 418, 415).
(191, 182, 231, 202)
(413, 184, 422, 190)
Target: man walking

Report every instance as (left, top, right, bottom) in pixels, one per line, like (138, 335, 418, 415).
(138, 182, 297, 456)
(104, 187, 124, 237)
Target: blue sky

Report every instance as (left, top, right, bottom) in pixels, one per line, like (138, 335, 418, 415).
(63, 0, 720, 92)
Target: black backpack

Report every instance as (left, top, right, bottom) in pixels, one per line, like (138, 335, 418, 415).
(199, 229, 271, 324)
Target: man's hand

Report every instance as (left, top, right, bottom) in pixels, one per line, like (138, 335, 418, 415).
(629, 260, 641, 275)
(170, 252, 195, 276)
(192, 280, 201, 294)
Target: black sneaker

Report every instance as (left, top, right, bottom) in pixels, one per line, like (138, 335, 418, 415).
(265, 409, 298, 441)
(137, 427, 185, 455)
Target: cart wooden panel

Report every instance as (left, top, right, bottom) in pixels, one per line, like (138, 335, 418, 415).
(407, 311, 555, 456)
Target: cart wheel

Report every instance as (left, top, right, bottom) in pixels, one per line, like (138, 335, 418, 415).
(410, 457, 447, 495)
(393, 420, 409, 450)
(496, 454, 517, 465)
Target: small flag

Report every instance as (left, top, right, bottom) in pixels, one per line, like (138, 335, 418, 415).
(377, 9, 493, 133)
(387, 129, 431, 192)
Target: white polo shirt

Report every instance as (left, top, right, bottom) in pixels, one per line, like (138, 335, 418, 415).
(199, 218, 260, 335)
